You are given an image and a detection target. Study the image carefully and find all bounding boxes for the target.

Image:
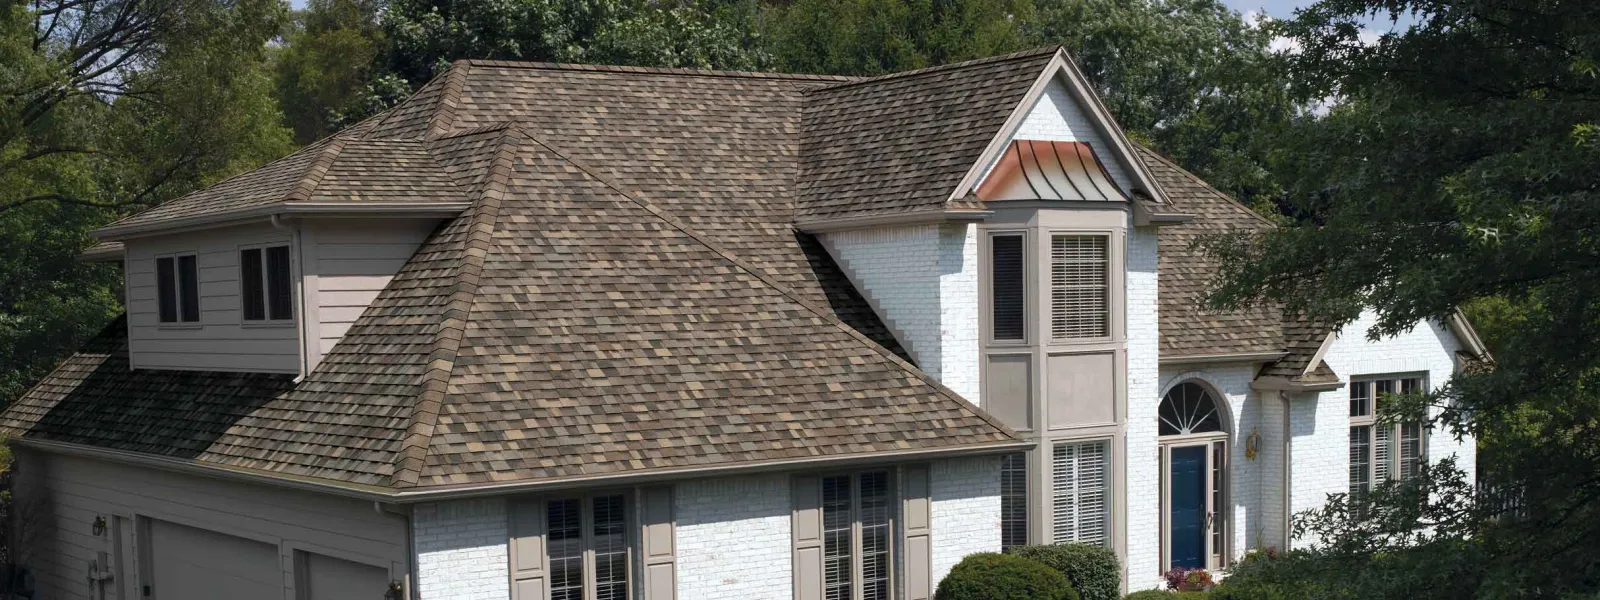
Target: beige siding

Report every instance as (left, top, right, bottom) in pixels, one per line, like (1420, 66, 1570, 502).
(304, 220, 436, 370)
(14, 449, 407, 600)
(124, 223, 300, 373)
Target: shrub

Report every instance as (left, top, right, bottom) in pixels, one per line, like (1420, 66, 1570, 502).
(1124, 591, 1209, 600)
(1163, 567, 1213, 591)
(1009, 543, 1121, 600)
(935, 552, 1079, 600)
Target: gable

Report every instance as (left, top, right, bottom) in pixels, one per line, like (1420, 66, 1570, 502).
(986, 76, 1138, 193)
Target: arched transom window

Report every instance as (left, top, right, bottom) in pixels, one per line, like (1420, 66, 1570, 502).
(1159, 382, 1224, 436)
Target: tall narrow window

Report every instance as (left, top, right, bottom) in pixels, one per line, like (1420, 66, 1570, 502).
(990, 234, 1025, 341)
(818, 471, 894, 600)
(1211, 441, 1225, 563)
(1349, 376, 1429, 501)
(540, 494, 630, 600)
(1051, 235, 1108, 338)
(156, 254, 200, 324)
(241, 245, 293, 322)
(547, 498, 583, 600)
(1001, 453, 1029, 550)
(592, 495, 628, 600)
(1053, 440, 1110, 546)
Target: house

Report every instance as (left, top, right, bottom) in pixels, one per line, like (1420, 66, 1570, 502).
(0, 47, 1489, 600)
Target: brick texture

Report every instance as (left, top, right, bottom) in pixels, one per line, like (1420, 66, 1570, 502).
(413, 498, 509, 600)
(676, 474, 794, 600)
(930, 455, 1003, 588)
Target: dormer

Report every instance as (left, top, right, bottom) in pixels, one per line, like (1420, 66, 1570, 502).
(88, 135, 467, 375)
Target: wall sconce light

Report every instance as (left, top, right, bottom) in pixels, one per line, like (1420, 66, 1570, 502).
(385, 581, 404, 600)
(91, 515, 107, 537)
(1245, 428, 1261, 460)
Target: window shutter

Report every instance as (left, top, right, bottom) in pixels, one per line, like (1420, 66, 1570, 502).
(902, 466, 932, 600)
(1373, 425, 1392, 482)
(509, 499, 548, 600)
(991, 235, 1025, 340)
(792, 476, 823, 600)
(639, 486, 677, 600)
(1050, 236, 1108, 339)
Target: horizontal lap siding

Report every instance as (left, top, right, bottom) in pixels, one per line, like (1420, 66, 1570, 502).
(16, 450, 408, 600)
(124, 223, 300, 373)
(309, 221, 436, 360)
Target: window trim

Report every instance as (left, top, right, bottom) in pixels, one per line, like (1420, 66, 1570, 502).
(541, 490, 636, 600)
(155, 252, 202, 328)
(1047, 233, 1111, 342)
(983, 230, 1031, 346)
(238, 242, 296, 326)
(815, 469, 897, 600)
(1348, 375, 1429, 500)
(1050, 437, 1113, 548)
(1000, 452, 1030, 551)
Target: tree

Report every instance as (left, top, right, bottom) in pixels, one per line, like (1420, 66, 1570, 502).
(1205, 0, 1600, 597)
(763, 0, 1034, 76)
(274, 0, 386, 143)
(0, 0, 293, 403)
(1026, 0, 1300, 211)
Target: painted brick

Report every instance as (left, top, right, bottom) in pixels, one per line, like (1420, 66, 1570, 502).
(930, 455, 1004, 587)
(977, 78, 1137, 193)
(676, 473, 793, 600)
(1124, 225, 1162, 591)
(819, 223, 981, 403)
(413, 498, 509, 600)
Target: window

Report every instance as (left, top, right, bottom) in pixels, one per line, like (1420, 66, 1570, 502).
(821, 471, 893, 600)
(1349, 377, 1427, 501)
(1052, 440, 1110, 546)
(990, 234, 1025, 341)
(156, 254, 200, 324)
(1001, 453, 1029, 550)
(241, 245, 293, 321)
(1050, 235, 1108, 338)
(545, 494, 629, 600)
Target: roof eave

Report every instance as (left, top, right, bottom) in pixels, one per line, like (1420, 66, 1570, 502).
(1132, 200, 1195, 226)
(94, 202, 471, 241)
(1162, 350, 1288, 366)
(794, 208, 992, 234)
(78, 242, 125, 263)
(1251, 375, 1345, 393)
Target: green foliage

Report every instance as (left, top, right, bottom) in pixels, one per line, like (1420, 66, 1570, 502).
(936, 552, 1079, 600)
(1203, 0, 1600, 598)
(1009, 543, 1122, 600)
(1125, 591, 1210, 600)
(274, 0, 386, 143)
(763, 0, 1033, 76)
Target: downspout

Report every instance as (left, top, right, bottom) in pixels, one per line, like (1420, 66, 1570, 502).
(1281, 392, 1293, 550)
(270, 214, 310, 378)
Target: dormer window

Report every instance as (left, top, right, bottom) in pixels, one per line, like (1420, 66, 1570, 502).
(156, 253, 200, 324)
(241, 244, 293, 322)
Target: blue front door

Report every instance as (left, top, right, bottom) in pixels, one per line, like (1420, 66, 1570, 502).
(1169, 445, 1207, 569)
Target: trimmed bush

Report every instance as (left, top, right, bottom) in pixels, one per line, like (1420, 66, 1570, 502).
(1009, 543, 1121, 600)
(1124, 591, 1210, 600)
(935, 552, 1080, 600)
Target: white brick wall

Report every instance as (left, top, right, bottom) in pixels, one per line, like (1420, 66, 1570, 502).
(1156, 366, 1266, 562)
(1124, 225, 1162, 591)
(978, 77, 1136, 193)
(930, 455, 1003, 587)
(819, 223, 981, 403)
(676, 473, 793, 600)
(413, 498, 510, 600)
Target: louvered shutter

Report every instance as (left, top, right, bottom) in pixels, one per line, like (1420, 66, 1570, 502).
(1051, 236, 1108, 338)
(991, 235, 1026, 340)
(1053, 441, 1110, 546)
(1373, 425, 1392, 482)
(793, 476, 823, 600)
(509, 499, 548, 600)
(1000, 453, 1029, 550)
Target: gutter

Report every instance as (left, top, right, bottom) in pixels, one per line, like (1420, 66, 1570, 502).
(1161, 351, 1287, 366)
(1251, 375, 1344, 393)
(15, 437, 1031, 503)
(94, 202, 471, 241)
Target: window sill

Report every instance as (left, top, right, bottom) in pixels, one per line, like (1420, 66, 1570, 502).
(240, 320, 296, 329)
(156, 322, 204, 330)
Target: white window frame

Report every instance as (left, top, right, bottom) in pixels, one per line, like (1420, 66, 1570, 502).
(1051, 438, 1112, 548)
(542, 492, 634, 600)
(238, 242, 295, 325)
(819, 470, 896, 600)
(155, 252, 201, 327)
(1348, 376, 1429, 500)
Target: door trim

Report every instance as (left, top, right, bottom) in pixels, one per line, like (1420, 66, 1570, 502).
(1158, 436, 1228, 574)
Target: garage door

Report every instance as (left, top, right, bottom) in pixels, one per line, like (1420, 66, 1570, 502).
(300, 552, 391, 600)
(148, 519, 279, 600)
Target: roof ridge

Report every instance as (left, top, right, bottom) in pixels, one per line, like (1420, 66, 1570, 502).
(427, 62, 472, 138)
(391, 128, 516, 488)
(1136, 144, 1277, 228)
(459, 58, 855, 82)
(513, 126, 1022, 442)
(283, 134, 349, 202)
(802, 46, 1062, 93)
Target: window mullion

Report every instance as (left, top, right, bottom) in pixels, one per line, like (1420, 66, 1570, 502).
(582, 495, 595, 600)
(852, 475, 863, 600)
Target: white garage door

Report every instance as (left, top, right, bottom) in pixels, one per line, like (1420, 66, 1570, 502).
(301, 552, 391, 600)
(148, 519, 279, 600)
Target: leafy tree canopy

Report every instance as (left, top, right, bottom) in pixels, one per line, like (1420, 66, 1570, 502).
(1206, 0, 1600, 597)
